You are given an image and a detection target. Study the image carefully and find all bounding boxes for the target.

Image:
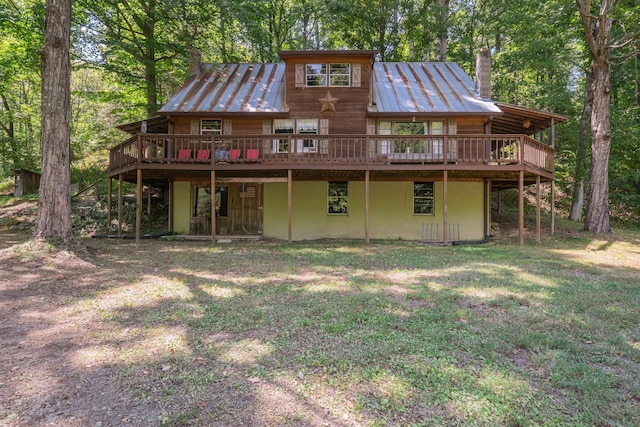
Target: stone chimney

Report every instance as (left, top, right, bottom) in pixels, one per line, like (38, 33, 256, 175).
(475, 47, 491, 99)
(188, 49, 202, 76)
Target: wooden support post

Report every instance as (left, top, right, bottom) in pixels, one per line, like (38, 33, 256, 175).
(551, 180, 556, 236)
(146, 185, 151, 215)
(519, 170, 524, 246)
(168, 179, 173, 233)
(365, 171, 370, 244)
(443, 170, 448, 244)
(118, 174, 123, 236)
(288, 169, 292, 243)
(136, 169, 142, 243)
(536, 175, 541, 243)
(107, 178, 112, 227)
(211, 170, 216, 243)
(486, 179, 492, 238)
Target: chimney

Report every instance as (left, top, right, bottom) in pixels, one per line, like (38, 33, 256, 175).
(188, 49, 202, 76)
(475, 47, 491, 99)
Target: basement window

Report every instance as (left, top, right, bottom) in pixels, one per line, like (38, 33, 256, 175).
(413, 182, 434, 215)
(328, 181, 348, 215)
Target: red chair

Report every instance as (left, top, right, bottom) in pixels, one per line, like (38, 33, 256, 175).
(177, 149, 192, 160)
(245, 149, 259, 161)
(229, 149, 241, 160)
(196, 149, 211, 161)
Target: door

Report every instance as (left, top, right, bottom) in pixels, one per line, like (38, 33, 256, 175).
(227, 183, 263, 235)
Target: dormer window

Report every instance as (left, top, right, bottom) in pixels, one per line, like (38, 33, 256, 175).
(306, 63, 351, 87)
(201, 119, 222, 135)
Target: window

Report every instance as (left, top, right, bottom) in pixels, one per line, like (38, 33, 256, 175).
(273, 119, 294, 153)
(430, 121, 444, 155)
(272, 118, 319, 153)
(306, 63, 351, 87)
(296, 118, 318, 153)
(414, 182, 434, 215)
(329, 64, 350, 86)
(328, 181, 348, 214)
(395, 121, 426, 154)
(378, 120, 453, 157)
(201, 119, 222, 135)
(306, 64, 327, 86)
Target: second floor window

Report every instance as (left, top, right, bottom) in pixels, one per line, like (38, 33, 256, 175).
(272, 118, 318, 153)
(306, 63, 351, 87)
(201, 119, 222, 135)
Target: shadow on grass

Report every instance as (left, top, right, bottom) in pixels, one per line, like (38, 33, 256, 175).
(1, 231, 639, 426)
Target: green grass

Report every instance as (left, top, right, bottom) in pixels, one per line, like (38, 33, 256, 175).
(81, 233, 640, 426)
(3, 227, 640, 426)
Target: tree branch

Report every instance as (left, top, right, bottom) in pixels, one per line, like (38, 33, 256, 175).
(610, 29, 640, 50)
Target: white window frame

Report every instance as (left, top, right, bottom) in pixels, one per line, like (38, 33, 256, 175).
(273, 119, 294, 153)
(201, 119, 222, 135)
(329, 63, 350, 86)
(430, 121, 445, 156)
(413, 182, 435, 215)
(296, 118, 318, 153)
(378, 119, 453, 157)
(306, 64, 327, 86)
(305, 63, 351, 87)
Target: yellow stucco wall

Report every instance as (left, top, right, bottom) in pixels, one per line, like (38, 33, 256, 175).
(173, 181, 191, 234)
(263, 180, 486, 241)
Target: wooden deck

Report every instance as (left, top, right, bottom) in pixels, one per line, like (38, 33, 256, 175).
(108, 133, 554, 182)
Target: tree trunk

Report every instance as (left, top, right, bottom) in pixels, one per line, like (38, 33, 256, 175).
(569, 179, 585, 221)
(584, 61, 612, 232)
(569, 67, 593, 221)
(142, 2, 158, 118)
(435, 0, 450, 61)
(577, 0, 613, 233)
(35, 0, 72, 241)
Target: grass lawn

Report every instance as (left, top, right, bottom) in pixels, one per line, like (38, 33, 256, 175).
(0, 222, 639, 426)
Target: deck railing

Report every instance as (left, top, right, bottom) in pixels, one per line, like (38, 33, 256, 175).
(108, 133, 554, 174)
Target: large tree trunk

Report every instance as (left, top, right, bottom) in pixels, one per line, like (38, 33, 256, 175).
(577, 0, 613, 233)
(584, 61, 612, 232)
(569, 67, 593, 221)
(35, 0, 72, 241)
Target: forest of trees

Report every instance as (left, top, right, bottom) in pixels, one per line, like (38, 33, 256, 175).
(1, 0, 639, 235)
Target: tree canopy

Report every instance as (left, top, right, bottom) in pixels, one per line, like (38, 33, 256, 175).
(1, 0, 639, 229)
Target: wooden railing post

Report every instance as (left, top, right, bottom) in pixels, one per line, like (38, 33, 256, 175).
(137, 134, 143, 165)
(518, 136, 524, 165)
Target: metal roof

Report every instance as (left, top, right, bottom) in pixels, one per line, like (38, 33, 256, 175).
(492, 102, 568, 135)
(159, 60, 504, 116)
(159, 63, 286, 114)
(371, 62, 502, 115)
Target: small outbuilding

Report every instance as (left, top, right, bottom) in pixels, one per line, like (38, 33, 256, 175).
(14, 169, 41, 196)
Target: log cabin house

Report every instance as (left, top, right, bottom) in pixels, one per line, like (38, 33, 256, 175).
(107, 49, 566, 244)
